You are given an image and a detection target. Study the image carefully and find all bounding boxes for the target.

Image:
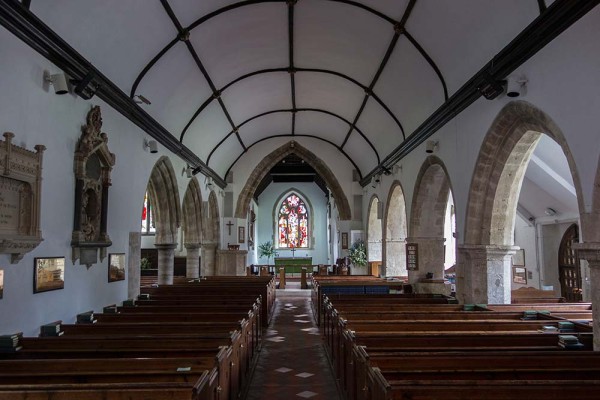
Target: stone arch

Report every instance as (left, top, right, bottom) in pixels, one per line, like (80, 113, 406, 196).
(182, 177, 203, 245)
(146, 156, 181, 245)
(272, 188, 314, 249)
(408, 156, 454, 282)
(367, 195, 382, 273)
(204, 190, 221, 245)
(235, 141, 351, 220)
(460, 101, 584, 304)
(383, 181, 408, 277)
(464, 101, 584, 246)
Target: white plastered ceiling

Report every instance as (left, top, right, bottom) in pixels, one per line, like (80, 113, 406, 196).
(31, 1, 542, 180)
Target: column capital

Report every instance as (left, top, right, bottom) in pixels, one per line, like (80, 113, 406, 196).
(574, 242, 600, 266)
(184, 242, 201, 250)
(155, 243, 177, 250)
(458, 244, 519, 257)
(407, 237, 446, 244)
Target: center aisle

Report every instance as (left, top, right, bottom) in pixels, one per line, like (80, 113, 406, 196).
(244, 287, 342, 400)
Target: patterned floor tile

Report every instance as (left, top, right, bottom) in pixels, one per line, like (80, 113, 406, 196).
(275, 367, 293, 373)
(295, 372, 315, 378)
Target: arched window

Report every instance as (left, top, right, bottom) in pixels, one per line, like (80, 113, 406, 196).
(277, 193, 309, 248)
(141, 191, 155, 235)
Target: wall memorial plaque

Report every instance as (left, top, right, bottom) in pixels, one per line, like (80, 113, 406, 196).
(71, 106, 115, 268)
(406, 243, 418, 271)
(0, 132, 45, 263)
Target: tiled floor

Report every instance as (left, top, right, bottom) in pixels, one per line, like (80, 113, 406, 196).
(244, 288, 342, 400)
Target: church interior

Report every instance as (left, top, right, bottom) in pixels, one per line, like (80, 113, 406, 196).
(1, 0, 600, 398)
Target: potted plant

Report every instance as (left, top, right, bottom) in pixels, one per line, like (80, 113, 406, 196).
(258, 241, 278, 265)
(348, 239, 367, 269)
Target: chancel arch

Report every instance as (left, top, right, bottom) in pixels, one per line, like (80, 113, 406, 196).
(383, 181, 408, 278)
(409, 157, 454, 289)
(145, 156, 181, 284)
(182, 177, 203, 278)
(366, 195, 382, 275)
(460, 101, 584, 304)
(235, 141, 351, 221)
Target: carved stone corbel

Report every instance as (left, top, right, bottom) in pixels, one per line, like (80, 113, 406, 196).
(71, 106, 115, 268)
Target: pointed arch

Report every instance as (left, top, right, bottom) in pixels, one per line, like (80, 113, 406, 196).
(464, 101, 584, 246)
(182, 177, 203, 245)
(235, 141, 351, 220)
(384, 181, 408, 277)
(204, 190, 220, 245)
(367, 195, 383, 264)
(146, 156, 181, 245)
(410, 156, 453, 239)
(272, 189, 313, 249)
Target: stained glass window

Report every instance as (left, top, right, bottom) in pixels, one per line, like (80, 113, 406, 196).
(141, 191, 155, 235)
(278, 193, 309, 248)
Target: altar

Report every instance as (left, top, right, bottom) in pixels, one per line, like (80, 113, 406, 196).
(274, 257, 312, 275)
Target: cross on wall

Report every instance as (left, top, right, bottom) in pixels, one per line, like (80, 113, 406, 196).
(226, 221, 234, 235)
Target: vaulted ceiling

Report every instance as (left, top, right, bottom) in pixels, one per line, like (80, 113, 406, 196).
(29, 0, 549, 182)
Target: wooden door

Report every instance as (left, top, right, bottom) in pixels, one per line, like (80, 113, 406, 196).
(558, 224, 582, 302)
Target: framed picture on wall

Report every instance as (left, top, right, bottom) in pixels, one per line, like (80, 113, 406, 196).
(341, 232, 348, 249)
(34, 257, 65, 294)
(512, 249, 525, 266)
(239, 226, 245, 244)
(513, 266, 527, 284)
(108, 253, 126, 282)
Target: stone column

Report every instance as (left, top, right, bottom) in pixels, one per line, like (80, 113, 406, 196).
(406, 237, 445, 283)
(201, 242, 218, 276)
(574, 243, 600, 350)
(156, 243, 176, 285)
(185, 243, 201, 279)
(457, 244, 518, 304)
(127, 232, 141, 299)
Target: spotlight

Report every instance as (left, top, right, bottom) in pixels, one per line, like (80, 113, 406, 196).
(425, 140, 438, 154)
(144, 139, 158, 154)
(44, 71, 69, 95)
(545, 207, 557, 216)
(186, 166, 193, 178)
(505, 75, 528, 98)
(133, 94, 151, 105)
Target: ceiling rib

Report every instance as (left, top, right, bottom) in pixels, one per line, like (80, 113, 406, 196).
(404, 30, 448, 100)
(341, 0, 416, 148)
(287, 1, 296, 136)
(206, 108, 380, 165)
(0, 0, 227, 188)
(224, 134, 364, 181)
(159, 0, 246, 151)
(179, 67, 403, 142)
(359, 0, 600, 186)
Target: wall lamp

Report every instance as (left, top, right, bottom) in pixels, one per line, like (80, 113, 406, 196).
(505, 75, 528, 98)
(143, 139, 158, 154)
(426, 140, 438, 154)
(182, 165, 193, 178)
(133, 94, 151, 105)
(44, 71, 69, 95)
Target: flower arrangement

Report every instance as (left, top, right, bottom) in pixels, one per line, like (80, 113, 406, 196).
(258, 241, 278, 265)
(348, 239, 367, 267)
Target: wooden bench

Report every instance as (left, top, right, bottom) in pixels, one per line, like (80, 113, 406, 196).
(511, 286, 566, 303)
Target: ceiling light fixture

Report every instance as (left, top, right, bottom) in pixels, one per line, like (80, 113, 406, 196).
(505, 75, 528, 97)
(143, 139, 158, 154)
(545, 207, 557, 216)
(425, 140, 438, 154)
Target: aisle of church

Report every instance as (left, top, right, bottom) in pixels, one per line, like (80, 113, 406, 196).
(244, 289, 342, 400)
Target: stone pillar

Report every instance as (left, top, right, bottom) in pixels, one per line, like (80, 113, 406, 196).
(185, 243, 200, 279)
(127, 232, 141, 299)
(201, 243, 218, 276)
(156, 243, 176, 285)
(574, 243, 600, 350)
(457, 244, 518, 304)
(406, 237, 445, 283)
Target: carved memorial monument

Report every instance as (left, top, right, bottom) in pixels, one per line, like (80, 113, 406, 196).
(0, 132, 45, 263)
(71, 106, 115, 268)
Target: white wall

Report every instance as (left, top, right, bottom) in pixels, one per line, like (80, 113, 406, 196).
(256, 182, 329, 264)
(0, 27, 188, 336)
(513, 214, 539, 289)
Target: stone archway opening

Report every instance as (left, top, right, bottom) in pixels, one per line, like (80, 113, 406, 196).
(367, 196, 382, 275)
(182, 177, 203, 279)
(384, 183, 408, 278)
(461, 101, 584, 304)
(409, 157, 454, 289)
